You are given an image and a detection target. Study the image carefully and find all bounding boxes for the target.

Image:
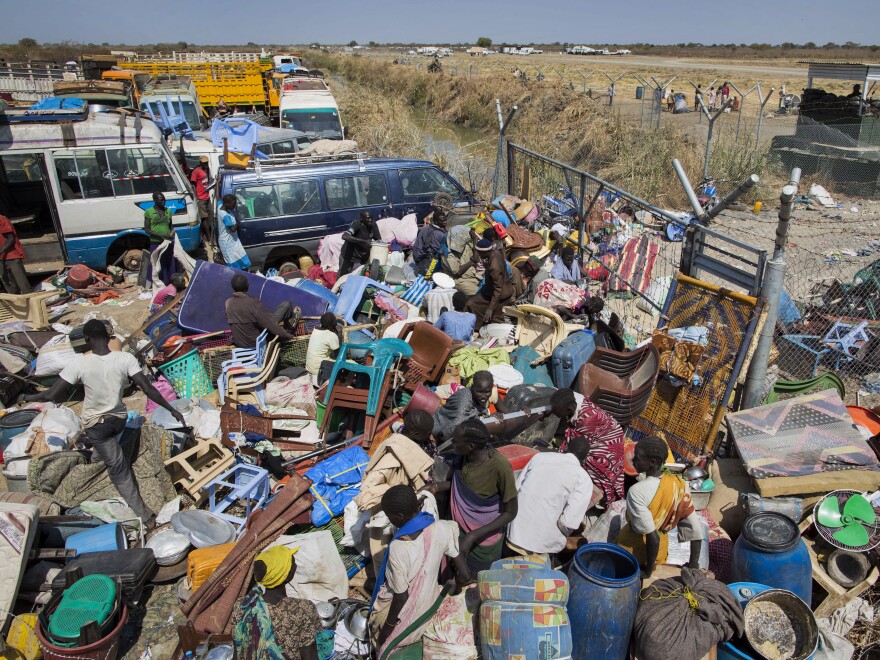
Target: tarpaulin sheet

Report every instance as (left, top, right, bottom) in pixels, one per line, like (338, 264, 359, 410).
(178, 259, 330, 334)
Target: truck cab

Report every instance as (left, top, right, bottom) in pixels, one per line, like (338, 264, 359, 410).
(101, 70, 151, 105)
(52, 79, 135, 113)
(140, 75, 206, 130)
(278, 76, 342, 140)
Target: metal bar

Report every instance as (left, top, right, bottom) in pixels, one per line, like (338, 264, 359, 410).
(706, 174, 759, 219)
(672, 158, 705, 219)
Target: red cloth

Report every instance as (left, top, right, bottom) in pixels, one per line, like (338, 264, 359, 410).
(307, 264, 337, 288)
(565, 398, 625, 504)
(0, 214, 26, 261)
(190, 166, 210, 201)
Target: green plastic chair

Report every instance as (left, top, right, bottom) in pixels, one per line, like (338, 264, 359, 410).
(763, 372, 846, 404)
(380, 581, 454, 660)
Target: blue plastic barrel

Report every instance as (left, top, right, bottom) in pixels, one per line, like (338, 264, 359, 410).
(635, 86, 644, 99)
(65, 522, 127, 557)
(567, 543, 641, 660)
(731, 513, 812, 604)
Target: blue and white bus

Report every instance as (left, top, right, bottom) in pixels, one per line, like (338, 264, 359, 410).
(0, 104, 201, 273)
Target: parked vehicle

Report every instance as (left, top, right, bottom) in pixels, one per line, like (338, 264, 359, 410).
(0, 104, 201, 272)
(53, 80, 135, 113)
(216, 154, 475, 270)
(101, 70, 151, 104)
(278, 77, 343, 140)
(139, 75, 206, 130)
(169, 121, 313, 176)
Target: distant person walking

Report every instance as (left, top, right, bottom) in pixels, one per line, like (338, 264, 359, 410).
(0, 213, 29, 294)
(190, 156, 214, 256)
(707, 87, 717, 111)
(694, 85, 701, 110)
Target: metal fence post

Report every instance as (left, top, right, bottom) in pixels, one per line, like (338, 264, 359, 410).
(492, 100, 517, 199)
(697, 96, 734, 179)
(729, 82, 760, 143)
(603, 72, 624, 108)
(754, 83, 776, 149)
(742, 168, 802, 409)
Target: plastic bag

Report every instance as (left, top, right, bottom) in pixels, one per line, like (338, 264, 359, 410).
(266, 375, 316, 417)
(34, 333, 75, 376)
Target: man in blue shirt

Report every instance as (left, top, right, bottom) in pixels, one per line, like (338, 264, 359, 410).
(412, 211, 447, 275)
(434, 291, 476, 342)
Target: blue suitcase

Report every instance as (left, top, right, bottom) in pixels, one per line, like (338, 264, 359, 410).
(550, 330, 596, 390)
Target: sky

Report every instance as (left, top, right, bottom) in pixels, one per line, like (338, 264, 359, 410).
(2, 0, 878, 46)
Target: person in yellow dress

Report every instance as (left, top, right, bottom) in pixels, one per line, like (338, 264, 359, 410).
(616, 436, 704, 578)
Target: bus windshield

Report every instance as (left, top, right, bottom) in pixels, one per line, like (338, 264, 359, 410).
(280, 109, 342, 139)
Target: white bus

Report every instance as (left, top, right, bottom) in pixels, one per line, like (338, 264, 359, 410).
(0, 104, 201, 273)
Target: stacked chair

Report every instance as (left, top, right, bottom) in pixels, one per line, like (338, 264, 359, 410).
(217, 330, 280, 406)
(577, 343, 660, 426)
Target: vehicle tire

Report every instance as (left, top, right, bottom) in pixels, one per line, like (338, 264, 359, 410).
(122, 249, 144, 271)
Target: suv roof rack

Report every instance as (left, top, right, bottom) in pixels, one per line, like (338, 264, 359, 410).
(241, 150, 371, 171)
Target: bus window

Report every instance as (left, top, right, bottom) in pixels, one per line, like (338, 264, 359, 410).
(105, 147, 177, 196)
(0, 154, 43, 183)
(53, 150, 114, 200)
(235, 184, 280, 220)
(399, 167, 459, 196)
(277, 180, 321, 214)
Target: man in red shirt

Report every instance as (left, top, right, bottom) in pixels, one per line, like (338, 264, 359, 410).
(190, 156, 213, 255)
(0, 214, 29, 294)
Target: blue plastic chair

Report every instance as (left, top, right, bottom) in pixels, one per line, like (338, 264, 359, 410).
(323, 338, 413, 416)
(822, 320, 870, 369)
(218, 330, 271, 400)
(333, 275, 393, 326)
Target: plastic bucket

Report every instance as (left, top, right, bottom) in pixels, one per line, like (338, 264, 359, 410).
(403, 384, 441, 416)
(36, 602, 127, 660)
(369, 242, 389, 266)
(2, 456, 31, 492)
(65, 523, 127, 557)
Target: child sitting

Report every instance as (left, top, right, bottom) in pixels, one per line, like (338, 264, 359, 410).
(150, 273, 186, 314)
(434, 291, 477, 342)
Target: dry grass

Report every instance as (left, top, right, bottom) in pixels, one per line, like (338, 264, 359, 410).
(312, 51, 782, 207)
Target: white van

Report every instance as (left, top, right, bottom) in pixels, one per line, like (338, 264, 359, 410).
(278, 77, 342, 140)
(0, 104, 201, 272)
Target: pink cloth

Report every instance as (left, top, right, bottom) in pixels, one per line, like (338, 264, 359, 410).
(144, 375, 178, 413)
(376, 214, 419, 247)
(534, 278, 586, 311)
(564, 399, 625, 504)
(318, 232, 345, 273)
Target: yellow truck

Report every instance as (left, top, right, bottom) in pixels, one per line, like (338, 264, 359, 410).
(100, 70, 151, 104)
(123, 59, 280, 117)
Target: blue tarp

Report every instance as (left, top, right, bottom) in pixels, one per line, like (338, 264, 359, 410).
(29, 97, 86, 110)
(305, 445, 370, 527)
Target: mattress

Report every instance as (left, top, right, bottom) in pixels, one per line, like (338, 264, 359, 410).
(0, 502, 40, 636)
(727, 390, 880, 497)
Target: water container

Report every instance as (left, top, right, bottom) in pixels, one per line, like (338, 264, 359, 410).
(635, 86, 644, 99)
(369, 242, 389, 266)
(65, 523, 127, 558)
(731, 512, 812, 605)
(480, 602, 572, 660)
(567, 543, 641, 659)
(0, 409, 39, 451)
(551, 330, 596, 390)
(717, 582, 771, 660)
(479, 567, 569, 604)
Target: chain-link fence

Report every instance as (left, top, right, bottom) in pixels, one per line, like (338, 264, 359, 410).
(389, 55, 880, 201)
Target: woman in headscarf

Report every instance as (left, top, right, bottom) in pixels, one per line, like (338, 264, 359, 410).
(464, 239, 516, 330)
(370, 485, 472, 657)
(217, 194, 252, 271)
(231, 545, 322, 659)
(426, 419, 518, 572)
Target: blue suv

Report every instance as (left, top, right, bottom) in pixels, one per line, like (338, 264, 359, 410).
(216, 156, 474, 270)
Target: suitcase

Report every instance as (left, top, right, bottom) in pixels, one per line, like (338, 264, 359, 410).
(51, 548, 157, 604)
(550, 330, 596, 390)
(187, 542, 235, 591)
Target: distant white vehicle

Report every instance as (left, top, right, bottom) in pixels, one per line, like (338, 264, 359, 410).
(615, 49, 631, 55)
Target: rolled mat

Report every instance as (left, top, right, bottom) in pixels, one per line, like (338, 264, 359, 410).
(181, 472, 314, 634)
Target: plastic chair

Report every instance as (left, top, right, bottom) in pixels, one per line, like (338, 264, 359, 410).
(217, 330, 271, 396)
(223, 339, 281, 406)
(503, 304, 572, 360)
(822, 320, 870, 368)
(778, 334, 829, 378)
(396, 322, 453, 383)
(577, 343, 660, 425)
(763, 373, 846, 405)
(203, 464, 270, 534)
(0, 289, 58, 328)
(333, 275, 393, 326)
(323, 338, 413, 416)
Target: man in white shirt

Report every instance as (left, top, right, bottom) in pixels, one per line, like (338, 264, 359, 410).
(25, 320, 185, 529)
(506, 436, 594, 556)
